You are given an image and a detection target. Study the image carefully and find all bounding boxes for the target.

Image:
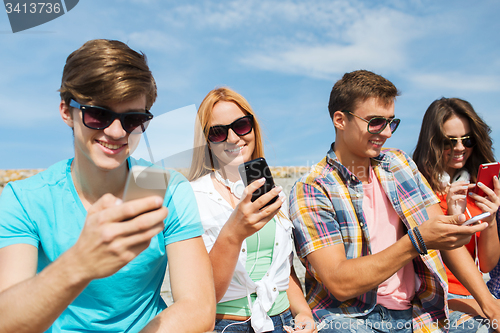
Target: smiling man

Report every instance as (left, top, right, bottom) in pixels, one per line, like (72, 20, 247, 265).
(289, 70, 498, 332)
(0, 39, 215, 333)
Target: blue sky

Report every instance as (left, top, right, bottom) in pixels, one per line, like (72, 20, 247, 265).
(1, 0, 500, 169)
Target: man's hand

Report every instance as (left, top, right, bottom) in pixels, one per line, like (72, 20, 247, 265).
(418, 213, 487, 251)
(69, 193, 168, 282)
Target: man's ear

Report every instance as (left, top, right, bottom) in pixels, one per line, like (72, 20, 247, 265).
(60, 100, 74, 128)
(332, 110, 346, 131)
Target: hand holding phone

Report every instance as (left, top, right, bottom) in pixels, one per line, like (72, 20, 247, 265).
(123, 165, 169, 202)
(462, 212, 491, 226)
(473, 162, 500, 197)
(238, 157, 278, 208)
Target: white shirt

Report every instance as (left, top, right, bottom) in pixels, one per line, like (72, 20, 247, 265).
(190, 173, 294, 333)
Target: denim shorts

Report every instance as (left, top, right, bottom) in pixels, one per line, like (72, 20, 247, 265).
(448, 292, 474, 300)
(214, 309, 293, 333)
(316, 305, 494, 333)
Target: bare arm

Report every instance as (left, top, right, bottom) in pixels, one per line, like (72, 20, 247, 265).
(0, 244, 90, 333)
(470, 179, 500, 272)
(446, 180, 500, 272)
(306, 233, 417, 302)
(430, 199, 500, 332)
(141, 237, 216, 333)
(306, 204, 486, 302)
(286, 266, 316, 333)
(209, 181, 283, 302)
(0, 194, 167, 333)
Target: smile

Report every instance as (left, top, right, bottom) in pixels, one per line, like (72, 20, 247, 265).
(369, 140, 384, 146)
(97, 140, 126, 150)
(225, 146, 243, 153)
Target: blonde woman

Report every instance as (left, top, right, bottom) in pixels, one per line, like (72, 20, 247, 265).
(189, 87, 315, 333)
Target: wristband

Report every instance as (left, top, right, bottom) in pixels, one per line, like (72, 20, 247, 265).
(413, 226, 428, 255)
(408, 229, 424, 255)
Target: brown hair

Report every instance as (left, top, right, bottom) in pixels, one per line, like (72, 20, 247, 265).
(188, 87, 265, 181)
(328, 70, 400, 120)
(413, 97, 494, 192)
(59, 39, 157, 109)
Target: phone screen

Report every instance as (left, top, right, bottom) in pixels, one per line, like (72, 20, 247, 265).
(238, 157, 278, 206)
(123, 165, 169, 202)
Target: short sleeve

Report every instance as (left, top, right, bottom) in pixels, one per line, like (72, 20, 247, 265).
(289, 180, 342, 259)
(162, 171, 204, 246)
(0, 183, 39, 249)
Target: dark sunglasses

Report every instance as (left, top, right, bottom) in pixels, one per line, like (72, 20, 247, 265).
(444, 135, 475, 150)
(341, 110, 401, 134)
(208, 115, 254, 143)
(69, 99, 153, 134)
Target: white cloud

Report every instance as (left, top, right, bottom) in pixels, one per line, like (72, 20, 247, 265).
(239, 5, 419, 79)
(127, 30, 184, 53)
(410, 73, 500, 92)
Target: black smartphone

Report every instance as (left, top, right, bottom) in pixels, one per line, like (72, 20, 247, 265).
(238, 157, 278, 207)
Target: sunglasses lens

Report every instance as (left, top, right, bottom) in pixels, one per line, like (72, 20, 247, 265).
(368, 118, 387, 133)
(124, 113, 152, 134)
(444, 140, 453, 150)
(389, 119, 400, 133)
(463, 137, 475, 148)
(232, 117, 253, 136)
(208, 126, 227, 143)
(83, 107, 114, 129)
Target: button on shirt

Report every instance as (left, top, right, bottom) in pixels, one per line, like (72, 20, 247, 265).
(289, 144, 448, 332)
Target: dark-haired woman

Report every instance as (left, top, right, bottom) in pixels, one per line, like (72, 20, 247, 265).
(413, 97, 500, 318)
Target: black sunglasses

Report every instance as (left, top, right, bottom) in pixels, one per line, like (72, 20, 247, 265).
(69, 99, 153, 134)
(341, 110, 400, 134)
(444, 135, 475, 150)
(208, 115, 254, 143)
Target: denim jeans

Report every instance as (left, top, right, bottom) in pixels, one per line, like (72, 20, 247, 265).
(214, 309, 293, 333)
(317, 305, 413, 333)
(316, 305, 494, 333)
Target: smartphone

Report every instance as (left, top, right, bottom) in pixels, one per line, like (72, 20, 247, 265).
(123, 165, 169, 202)
(473, 162, 500, 197)
(462, 211, 491, 226)
(238, 157, 278, 207)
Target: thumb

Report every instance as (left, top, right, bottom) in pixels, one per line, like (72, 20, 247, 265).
(446, 213, 466, 225)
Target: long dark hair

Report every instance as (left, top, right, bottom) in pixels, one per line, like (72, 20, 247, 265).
(413, 97, 494, 193)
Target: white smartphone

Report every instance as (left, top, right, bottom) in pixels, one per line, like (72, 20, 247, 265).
(123, 165, 169, 202)
(462, 212, 491, 226)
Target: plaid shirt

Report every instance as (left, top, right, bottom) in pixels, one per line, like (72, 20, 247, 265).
(290, 144, 450, 332)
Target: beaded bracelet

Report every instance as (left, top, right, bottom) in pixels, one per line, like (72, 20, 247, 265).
(408, 229, 425, 255)
(413, 226, 428, 255)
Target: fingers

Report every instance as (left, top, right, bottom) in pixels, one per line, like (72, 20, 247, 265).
(241, 178, 266, 202)
(87, 193, 122, 215)
(253, 185, 284, 210)
(95, 195, 165, 224)
(448, 181, 470, 195)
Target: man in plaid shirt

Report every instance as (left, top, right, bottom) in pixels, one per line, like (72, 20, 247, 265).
(290, 70, 500, 332)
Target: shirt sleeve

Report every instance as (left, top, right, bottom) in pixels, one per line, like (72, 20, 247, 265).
(404, 150, 440, 208)
(162, 171, 204, 246)
(0, 183, 39, 249)
(289, 179, 342, 259)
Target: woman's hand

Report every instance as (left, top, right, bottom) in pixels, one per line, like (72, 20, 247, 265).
(224, 178, 284, 243)
(469, 176, 500, 226)
(284, 312, 317, 333)
(446, 181, 471, 215)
